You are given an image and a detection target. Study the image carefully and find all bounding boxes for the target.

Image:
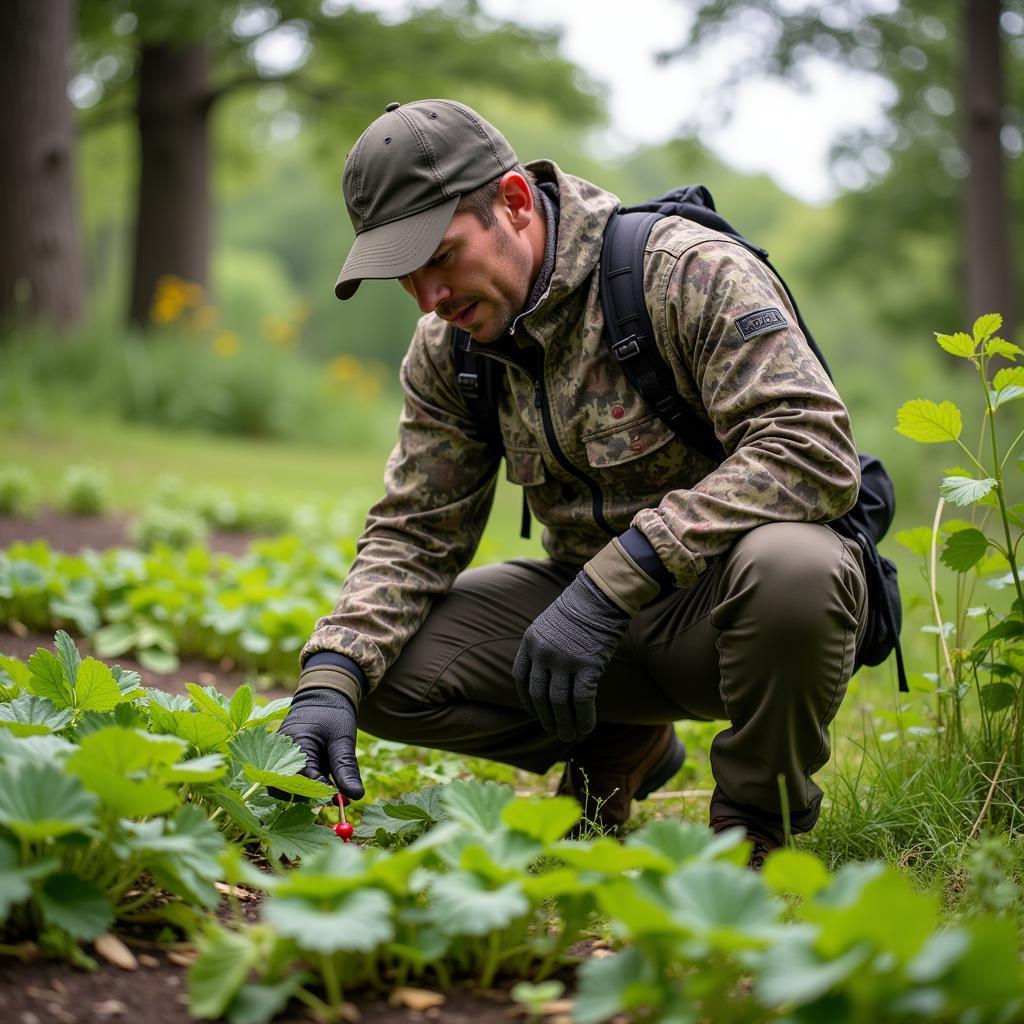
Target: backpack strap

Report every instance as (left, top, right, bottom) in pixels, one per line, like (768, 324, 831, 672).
(600, 210, 724, 463)
(451, 326, 532, 539)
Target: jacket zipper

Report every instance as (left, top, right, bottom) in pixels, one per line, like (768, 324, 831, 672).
(470, 341, 614, 537)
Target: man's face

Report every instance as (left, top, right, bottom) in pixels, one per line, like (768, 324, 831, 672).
(398, 208, 534, 343)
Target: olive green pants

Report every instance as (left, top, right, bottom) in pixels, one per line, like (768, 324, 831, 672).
(358, 522, 867, 835)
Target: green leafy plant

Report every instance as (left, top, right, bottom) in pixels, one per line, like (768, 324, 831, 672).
(56, 465, 112, 517)
(0, 466, 38, 519)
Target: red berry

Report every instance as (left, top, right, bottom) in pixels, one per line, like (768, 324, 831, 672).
(334, 822, 354, 841)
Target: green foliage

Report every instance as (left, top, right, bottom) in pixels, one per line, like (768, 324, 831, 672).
(0, 466, 38, 519)
(56, 465, 112, 517)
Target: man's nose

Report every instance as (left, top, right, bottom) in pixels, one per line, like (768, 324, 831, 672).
(403, 271, 451, 316)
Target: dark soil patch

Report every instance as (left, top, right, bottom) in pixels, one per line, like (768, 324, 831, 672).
(0, 508, 261, 559)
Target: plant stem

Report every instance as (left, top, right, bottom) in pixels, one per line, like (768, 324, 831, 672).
(320, 953, 343, 1014)
(209, 782, 261, 823)
(929, 496, 956, 686)
(969, 749, 1008, 839)
(479, 930, 502, 990)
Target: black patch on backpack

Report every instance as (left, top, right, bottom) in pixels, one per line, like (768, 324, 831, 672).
(735, 307, 787, 340)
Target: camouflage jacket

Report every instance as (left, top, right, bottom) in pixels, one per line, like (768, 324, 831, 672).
(301, 161, 861, 697)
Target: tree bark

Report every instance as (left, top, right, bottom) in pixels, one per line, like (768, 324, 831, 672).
(0, 0, 85, 332)
(962, 0, 1015, 335)
(128, 41, 211, 329)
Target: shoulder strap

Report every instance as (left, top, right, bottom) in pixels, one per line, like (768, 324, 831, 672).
(600, 210, 724, 463)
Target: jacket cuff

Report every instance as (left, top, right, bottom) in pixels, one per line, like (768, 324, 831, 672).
(295, 664, 364, 709)
(584, 533, 664, 617)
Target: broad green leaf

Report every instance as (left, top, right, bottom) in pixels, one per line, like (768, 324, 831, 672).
(992, 385, 1024, 410)
(74, 658, 123, 713)
(895, 527, 935, 557)
(67, 727, 186, 818)
(501, 795, 580, 844)
(556, 838, 670, 874)
(0, 731, 75, 765)
(985, 337, 1022, 361)
(428, 873, 528, 936)
(38, 873, 113, 940)
(53, 630, 82, 686)
(574, 947, 651, 1024)
(662, 862, 779, 940)
(93, 622, 137, 659)
(165, 753, 226, 783)
(384, 803, 437, 821)
(980, 682, 1016, 713)
(241, 766, 334, 800)
(262, 804, 333, 862)
(189, 924, 260, 1020)
(125, 806, 224, 908)
(165, 711, 230, 752)
(224, 975, 309, 1024)
(896, 399, 962, 444)
(940, 916, 1024, 1005)
(941, 528, 990, 572)
(0, 694, 73, 736)
(229, 729, 305, 776)
(138, 647, 179, 674)
(111, 665, 143, 696)
(940, 476, 997, 506)
(440, 779, 514, 833)
(520, 867, 591, 901)
(0, 762, 97, 839)
(0, 839, 59, 918)
(187, 683, 233, 724)
(935, 331, 976, 358)
(626, 819, 743, 866)
(228, 686, 254, 730)
(594, 877, 679, 937)
(992, 366, 1024, 392)
(757, 940, 867, 1006)
(973, 313, 1002, 342)
(265, 888, 394, 952)
(0, 655, 30, 691)
(200, 785, 264, 836)
(246, 698, 290, 728)
(271, 842, 365, 900)
(973, 618, 1024, 648)
(26, 648, 73, 708)
(355, 800, 432, 841)
(762, 849, 830, 900)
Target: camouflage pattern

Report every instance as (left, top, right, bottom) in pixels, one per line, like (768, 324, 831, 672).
(302, 161, 861, 687)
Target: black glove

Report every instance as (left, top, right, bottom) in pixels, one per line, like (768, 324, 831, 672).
(513, 571, 629, 743)
(275, 687, 364, 800)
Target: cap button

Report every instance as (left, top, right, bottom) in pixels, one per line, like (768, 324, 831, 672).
(384, 101, 400, 112)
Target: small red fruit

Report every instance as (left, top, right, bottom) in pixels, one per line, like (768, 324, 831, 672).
(333, 821, 354, 841)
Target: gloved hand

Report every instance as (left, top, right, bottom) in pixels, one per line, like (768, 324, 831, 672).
(275, 687, 364, 800)
(513, 571, 629, 743)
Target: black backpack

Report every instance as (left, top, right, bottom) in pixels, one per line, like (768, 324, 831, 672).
(452, 185, 906, 690)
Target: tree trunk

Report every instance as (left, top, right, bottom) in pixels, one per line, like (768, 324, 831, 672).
(0, 0, 85, 332)
(128, 42, 211, 329)
(962, 0, 1015, 335)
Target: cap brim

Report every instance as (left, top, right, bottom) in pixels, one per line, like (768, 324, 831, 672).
(334, 195, 460, 300)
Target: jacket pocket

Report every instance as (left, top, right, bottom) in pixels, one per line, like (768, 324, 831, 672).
(505, 447, 546, 486)
(583, 414, 676, 468)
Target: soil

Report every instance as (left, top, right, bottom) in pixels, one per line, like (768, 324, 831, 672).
(0, 513, 588, 1023)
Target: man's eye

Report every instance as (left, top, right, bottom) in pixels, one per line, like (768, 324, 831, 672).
(431, 251, 451, 267)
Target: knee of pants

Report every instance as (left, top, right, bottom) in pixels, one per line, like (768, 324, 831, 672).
(716, 522, 864, 640)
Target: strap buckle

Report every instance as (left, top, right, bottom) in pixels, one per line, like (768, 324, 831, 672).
(456, 372, 480, 395)
(611, 335, 643, 361)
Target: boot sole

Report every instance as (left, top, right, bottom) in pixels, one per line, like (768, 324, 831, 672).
(634, 734, 687, 801)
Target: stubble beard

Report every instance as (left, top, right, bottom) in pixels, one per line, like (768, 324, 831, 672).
(471, 222, 535, 344)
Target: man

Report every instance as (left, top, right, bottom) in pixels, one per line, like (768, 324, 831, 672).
(279, 99, 867, 866)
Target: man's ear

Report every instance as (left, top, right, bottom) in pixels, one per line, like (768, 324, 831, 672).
(496, 171, 534, 230)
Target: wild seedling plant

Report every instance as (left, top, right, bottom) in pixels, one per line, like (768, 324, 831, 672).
(893, 313, 1024, 823)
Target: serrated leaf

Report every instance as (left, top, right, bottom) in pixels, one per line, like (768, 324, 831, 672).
(229, 728, 304, 775)
(187, 683, 233, 724)
(265, 888, 394, 953)
(38, 873, 113, 940)
(0, 655, 30, 691)
(940, 476, 998, 506)
(200, 785, 264, 836)
(0, 761, 98, 839)
(440, 780, 514, 833)
(262, 804, 333, 862)
(985, 337, 1022, 361)
(74, 658, 123, 713)
(972, 313, 1002, 343)
(973, 619, 1024, 648)
(896, 400, 962, 444)
(935, 331, 976, 357)
(165, 753, 226, 783)
(189, 925, 260, 1020)
(980, 682, 1016, 713)
(241, 766, 334, 799)
(895, 527, 935, 557)
(53, 630, 82, 686)
(111, 665, 143, 696)
(0, 731, 75, 765)
(163, 711, 230, 752)
(0, 695, 73, 736)
(941, 528, 989, 572)
(992, 366, 1024, 391)
(27, 648, 73, 708)
(245, 698, 290, 728)
(229, 686, 254, 730)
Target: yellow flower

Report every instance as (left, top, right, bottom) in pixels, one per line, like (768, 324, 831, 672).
(213, 330, 241, 358)
(327, 354, 361, 384)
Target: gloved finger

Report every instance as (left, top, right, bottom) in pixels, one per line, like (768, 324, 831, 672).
(548, 672, 577, 744)
(268, 735, 330, 801)
(327, 733, 365, 801)
(573, 671, 599, 738)
(529, 665, 557, 736)
(512, 643, 534, 713)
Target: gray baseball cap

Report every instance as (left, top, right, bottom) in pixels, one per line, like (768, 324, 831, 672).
(334, 99, 519, 300)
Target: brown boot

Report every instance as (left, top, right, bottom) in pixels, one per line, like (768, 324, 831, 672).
(709, 815, 782, 871)
(557, 723, 686, 836)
